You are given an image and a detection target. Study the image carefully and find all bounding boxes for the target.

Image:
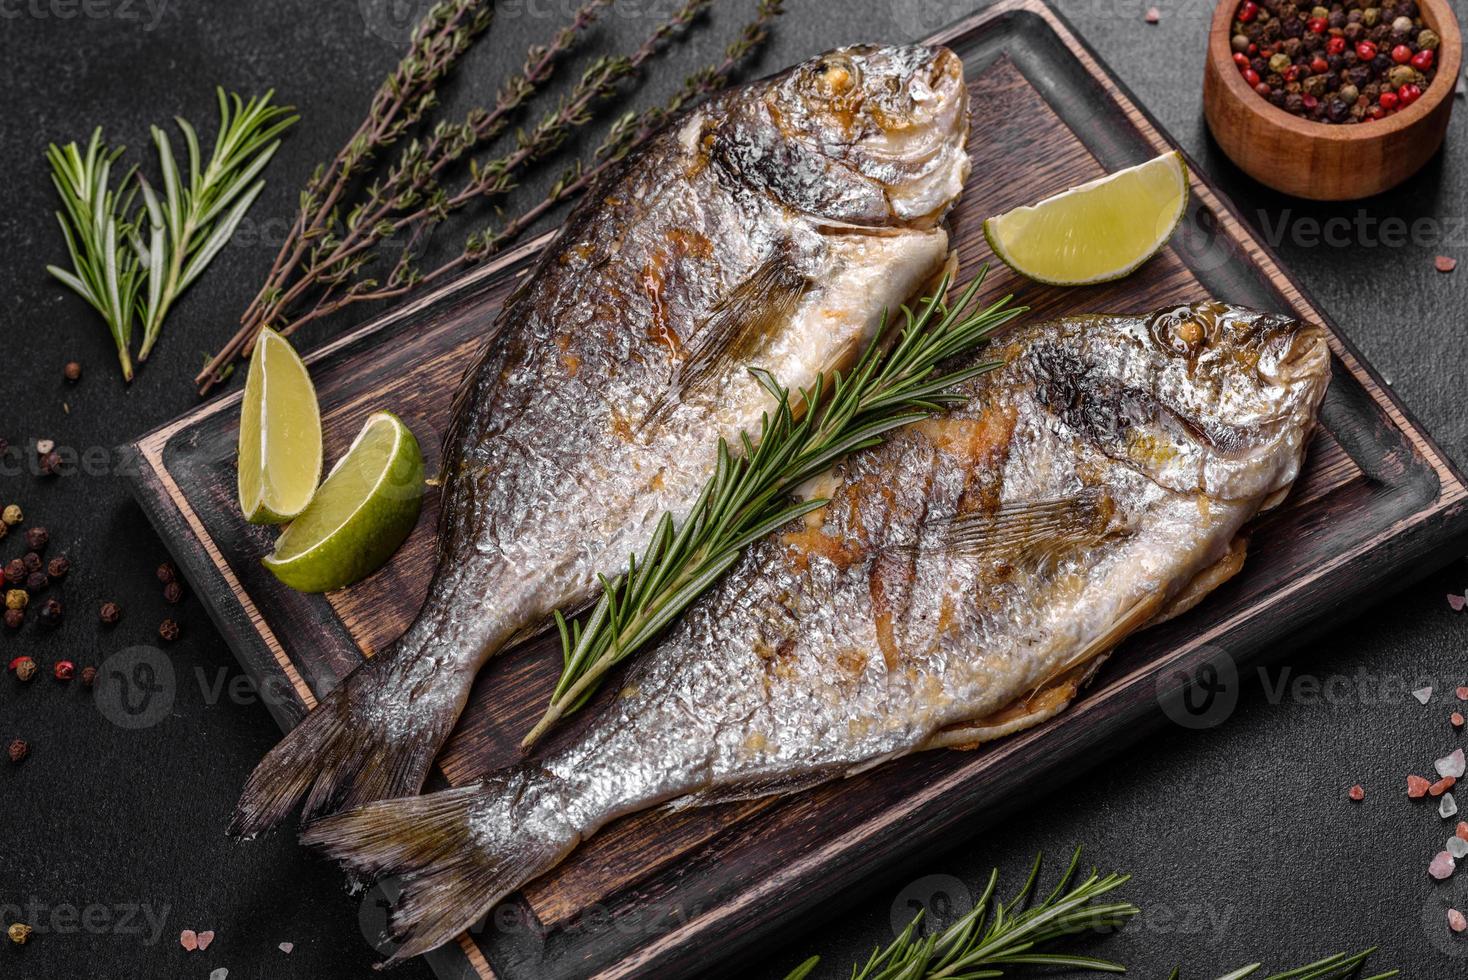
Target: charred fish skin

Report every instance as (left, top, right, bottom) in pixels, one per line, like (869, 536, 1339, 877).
(232, 45, 972, 837)
(301, 302, 1331, 962)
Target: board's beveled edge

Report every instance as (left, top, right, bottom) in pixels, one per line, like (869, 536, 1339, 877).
(117, 3, 1468, 978)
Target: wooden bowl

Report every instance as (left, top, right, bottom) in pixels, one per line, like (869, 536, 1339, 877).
(1204, 0, 1461, 200)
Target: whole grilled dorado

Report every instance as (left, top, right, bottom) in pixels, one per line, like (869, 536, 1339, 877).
(302, 301, 1332, 962)
(232, 44, 973, 835)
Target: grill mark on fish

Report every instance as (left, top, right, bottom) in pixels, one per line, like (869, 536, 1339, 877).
(302, 302, 1331, 964)
(234, 43, 974, 839)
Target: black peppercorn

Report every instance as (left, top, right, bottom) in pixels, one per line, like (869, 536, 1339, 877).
(163, 581, 183, 604)
(80, 666, 97, 687)
(64, 361, 81, 382)
(7, 739, 27, 764)
(2, 560, 24, 586)
(3, 609, 22, 630)
(46, 556, 69, 579)
(158, 618, 181, 642)
(25, 572, 47, 592)
(22, 552, 41, 574)
(36, 598, 62, 628)
(24, 527, 48, 551)
(156, 561, 176, 585)
(99, 601, 121, 625)
(38, 451, 61, 476)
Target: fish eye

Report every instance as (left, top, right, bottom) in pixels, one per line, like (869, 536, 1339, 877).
(810, 57, 857, 96)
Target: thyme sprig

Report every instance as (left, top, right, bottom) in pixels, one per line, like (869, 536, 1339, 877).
(195, 0, 783, 394)
(785, 849, 1136, 980)
(45, 129, 145, 381)
(134, 88, 297, 361)
(521, 269, 1023, 748)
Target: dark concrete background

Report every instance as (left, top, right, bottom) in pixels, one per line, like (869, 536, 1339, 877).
(1, 1, 1465, 978)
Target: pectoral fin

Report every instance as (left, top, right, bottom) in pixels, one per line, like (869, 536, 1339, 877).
(643, 249, 809, 426)
(903, 489, 1118, 566)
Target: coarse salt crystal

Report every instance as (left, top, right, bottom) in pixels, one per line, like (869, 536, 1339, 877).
(279, 942, 294, 954)
(196, 930, 215, 951)
(1444, 793, 1460, 819)
(1454, 713, 1464, 729)
(1438, 256, 1459, 274)
(1458, 821, 1468, 841)
(180, 929, 198, 951)
(1449, 837, 1468, 860)
(1410, 774, 1432, 798)
(1416, 687, 1435, 705)
(1452, 909, 1468, 933)
(1439, 749, 1466, 779)
(210, 970, 228, 980)
(1433, 777, 1458, 797)
(1432, 851, 1457, 879)
(1348, 784, 1365, 801)
(1145, 7, 1160, 22)
(1451, 594, 1468, 612)
(1458, 686, 1468, 701)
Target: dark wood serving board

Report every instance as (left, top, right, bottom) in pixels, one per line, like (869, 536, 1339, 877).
(124, 3, 1468, 978)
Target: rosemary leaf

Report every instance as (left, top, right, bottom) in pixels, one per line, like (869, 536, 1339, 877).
(45, 128, 145, 382)
(521, 269, 1023, 748)
(786, 849, 1137, 980)
(135, 88, 297, 361)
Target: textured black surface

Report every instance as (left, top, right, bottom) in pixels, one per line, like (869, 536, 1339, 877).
(1, 1, 1465, 978)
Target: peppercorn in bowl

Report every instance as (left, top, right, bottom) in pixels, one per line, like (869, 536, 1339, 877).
(1204, 0, 1460, 199)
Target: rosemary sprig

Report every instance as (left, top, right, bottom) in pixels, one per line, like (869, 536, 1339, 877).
(520, 269, 1023, 748)
(1196, 948, 1398, 980)
(45, 129, 145, 381)
(784, 849, 1137, 980)
(134, 88, 297, 361)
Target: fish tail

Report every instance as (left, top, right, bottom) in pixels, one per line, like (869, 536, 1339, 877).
(230, 643, 470, 838)
(301, 772, 576, 965)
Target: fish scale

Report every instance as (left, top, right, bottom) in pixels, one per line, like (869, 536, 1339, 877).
(233, 43, 974, 838)
(303, 300, 1331, 963)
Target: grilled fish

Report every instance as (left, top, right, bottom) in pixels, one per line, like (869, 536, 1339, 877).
(233, 44, 974, 835)
(302, 301, 1332, 961)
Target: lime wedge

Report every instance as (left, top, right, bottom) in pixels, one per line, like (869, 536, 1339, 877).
(262, 412, 424, 593)
(238, 329, 323, 524)
(983, 151, 1189, 286)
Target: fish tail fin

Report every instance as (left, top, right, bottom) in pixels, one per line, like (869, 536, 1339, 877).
(301, 773, 576, 965)
(230, 642, 471, 838)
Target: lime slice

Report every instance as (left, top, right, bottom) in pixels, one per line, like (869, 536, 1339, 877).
(983, 151, 1189, 286)
(262, 412, 424, 593)
(238, 329, 323, 524)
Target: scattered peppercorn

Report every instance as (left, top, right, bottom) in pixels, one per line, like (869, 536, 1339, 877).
(7, 922, 32, 945)
(25, 572, 47, 592)
(22, 552, 41, 574)
(3, 609, 22, 631)
(80, 665, 97, 687)
(39, 451, 62, 476)
(5, 590, 28, 611)
(24, 527, 48, 551)
(1, 504, 21, 526)
(158, 618, 181, 642)
(46, 556, 69, 579)
(163, 581, 184, 604)
(99, 601, 121, 625)
(156, 561, 177, 585)
(37, 598, 62, 629)
(64, 360, 81, 382)
(3, 559, 24, 586)
(7, 739, 28, 764)
(53, 659, 74, 681)
(1230, 0, 1439, 123)
(0, 522, 6, 542)
(11, 656, 36, 681)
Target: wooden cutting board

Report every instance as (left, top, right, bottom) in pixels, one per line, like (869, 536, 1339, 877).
(124, 2, 1468, 978)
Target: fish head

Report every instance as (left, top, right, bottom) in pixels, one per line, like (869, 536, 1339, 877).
(1029, 302, 1331, 502)
(713, 44, 971, 228)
